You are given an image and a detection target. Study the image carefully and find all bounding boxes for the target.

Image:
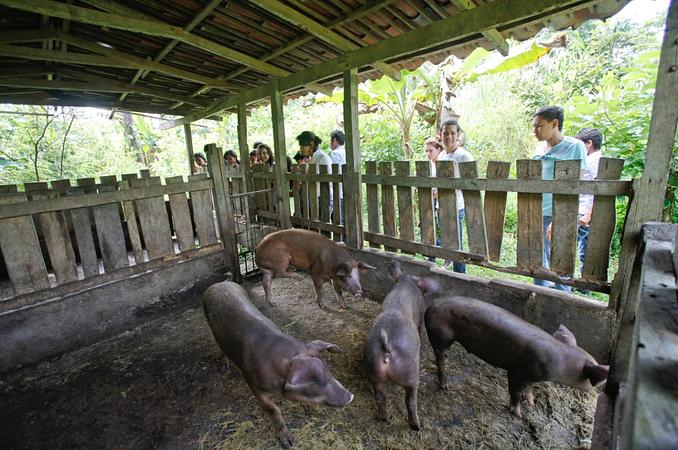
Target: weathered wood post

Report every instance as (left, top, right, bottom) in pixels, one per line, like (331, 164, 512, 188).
(237, 101, 255, 222)
(343, 67, 363, 249)
(205, 143, 241, 282)
(271, 78, 292, 229)
(184, 123, 194, 175)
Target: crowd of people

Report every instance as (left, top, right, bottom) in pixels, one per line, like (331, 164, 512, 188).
(195, 104, 601, 292)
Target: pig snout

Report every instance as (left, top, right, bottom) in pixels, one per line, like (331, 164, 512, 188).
(325, 379, 354, 407)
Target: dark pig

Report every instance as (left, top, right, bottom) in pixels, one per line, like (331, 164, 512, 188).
(363, 261, 438, 430)
(255, 229, 374, 307)
(203, 281, 354, 448)
(425, 296, 609, 417)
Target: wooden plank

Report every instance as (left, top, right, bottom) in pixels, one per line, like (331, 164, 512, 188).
(459, 161, 488, 258)
(237, 101, 256, 222)
(395, 161, 415, 255)
(331, 162, 342, 241)
(130, 176, 174, 260)
(76, 177, 97, 194)
(117, 180, 144, 264)
(516, 159, 543, 269)
(67, 188, 99, 279)
(436, 160, 459, 252)
(379, 161, 397, 252)
(165, 176, 196, 253)
(252, 164, 269, 222)
(91, 183, 128, 272)
(0, 193, 50, 295)
(415, 161, 435, 246)
(308, 164, 319, 226)
(140, 169, 151, 178)
(550, 160, 581, 275)
(318, 164, 331, 237)
(583, 158, 624, 281)
(188, 173, 218, 247)
(365, 161, 380, 248)
(292, 172, 302, 218)
(270, 78, 292, 229)
(26, 186, 78, 285)
(0, 184, 19, 193)
(342, 66, 363, 248)
(484, 161, 511, 262)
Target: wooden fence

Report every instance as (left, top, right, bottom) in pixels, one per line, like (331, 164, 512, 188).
(0, 171, 221, 301)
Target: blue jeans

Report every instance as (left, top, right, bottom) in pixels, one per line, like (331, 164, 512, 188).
(432, 209, 466, 274)
(534, 216, 571, 292)
(577, 218, 590, 294)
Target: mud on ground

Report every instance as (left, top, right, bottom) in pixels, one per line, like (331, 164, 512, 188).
(0, 276, 599, 449)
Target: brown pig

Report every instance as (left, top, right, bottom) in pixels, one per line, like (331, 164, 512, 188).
(203, 281, 354, 448)
(424, 296, 609, 417)
(254, 229, 374, 307)
(363, 261, 439, 431)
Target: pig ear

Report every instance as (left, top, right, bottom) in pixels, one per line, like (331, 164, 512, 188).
(583, 362, 609, 386)
(553, 324, 577, 346)
(307, 340, 343, 354)
(416, 277, 440, 296)
(336, 263, 351, 278)
(388, 261, 403, 280)
(357, 262, 376, 271)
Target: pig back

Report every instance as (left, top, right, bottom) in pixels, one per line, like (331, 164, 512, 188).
(427, 296, 558, 370)
(203, 281, 291, 368)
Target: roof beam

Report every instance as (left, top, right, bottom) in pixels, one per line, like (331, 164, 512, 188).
(449, 0, 509, 56)
(166, 0, 595, 127)
(0, 0, 291, 78)
(0, 76, 210, 107)
(0, 29, 55, 43)
(249, 0, 401, 80)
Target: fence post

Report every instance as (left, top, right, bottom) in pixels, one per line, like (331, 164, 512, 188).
(205, 143, 241, 282)
(271, 78, 292, 229)
(343, 67, 363, 249)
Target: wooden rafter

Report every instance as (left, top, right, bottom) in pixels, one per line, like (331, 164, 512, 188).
(449, 0, 509, 56)
(0, 29, 54, 43)
(249, 0, 401, 80)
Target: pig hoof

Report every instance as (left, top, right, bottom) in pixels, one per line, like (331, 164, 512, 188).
(510, 405, 523, 418)
(409, 422, 421, 432)
(277, 432, 293, 448)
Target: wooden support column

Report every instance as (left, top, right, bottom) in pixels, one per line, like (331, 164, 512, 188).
(205, 143, 240, 282)
(609, 2, 677, 389)
(270, 78, 291, 229)
(184, 123, 194, 175)
(237, 102, 255, 221)
(343, 67, 363, 249)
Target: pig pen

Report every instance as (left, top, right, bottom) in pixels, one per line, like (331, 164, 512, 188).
(0, 273, 601, 449)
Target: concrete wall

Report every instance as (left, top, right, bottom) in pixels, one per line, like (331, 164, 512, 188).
(350, 248, 616, 363)
(0, 252, 226, 373)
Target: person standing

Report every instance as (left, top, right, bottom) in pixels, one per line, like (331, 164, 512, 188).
(437, 119, 474, 273)
(296, 131, 333, 217)
(575, 127, 603, 286)
(329, 129, 346, 224)
(531, 106, 588, 292)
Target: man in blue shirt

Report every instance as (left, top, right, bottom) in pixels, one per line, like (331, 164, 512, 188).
(531, 106, 588, 291)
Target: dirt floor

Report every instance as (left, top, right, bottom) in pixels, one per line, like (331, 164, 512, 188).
(0, 275, 600, 449)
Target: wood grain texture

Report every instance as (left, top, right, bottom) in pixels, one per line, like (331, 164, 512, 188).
(484, 161, 511, 261)
(516, 159, 543, 269)
(551, 160, 581, 275)
(459, 161, 488, 258)
(380, 161, 397, 252)
(415, 161, 435, 246)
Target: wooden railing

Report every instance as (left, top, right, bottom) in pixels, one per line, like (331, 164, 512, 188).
(0, 171, 222, 301)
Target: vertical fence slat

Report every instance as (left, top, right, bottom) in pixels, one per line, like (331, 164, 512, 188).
(365, 161, 380, 248)
(117, 179, 145, 264)
(395, 161, 414, 254)
(252, 165, 268, 222)
(308, 164, 319, 226)
(318, 164, 331, 236)
(459, 161, 488, 259)
(0, 184, 18, 193)
(436, 160, 459, 253)
(292, 169, 302, 218)
(331, 163, 342, 241)
(92, 183, 128, 272)
(166, 176, 196, 253)
(299, 163, 309, 222)
(415, 161, 435, 247)
(25, 185, 78, 285)
(484, 161, 511, 262)
(188, 173, 219, 247)
(583, 158, 625, 281)
(380, 161, 397, 252)
(551, 160, 581, 275)
(516, 159, 543, 269)
(130, 176, 174, 259)
(0, 193, 50, 295)
(67, 188, 99, 278)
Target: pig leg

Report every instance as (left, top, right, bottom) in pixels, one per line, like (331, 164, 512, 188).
(404, 385, 421, 431)
(261, 269, 275, 306)
(311, 276, 325, 307)
(507, 370, 534, 418)
(331, 280, 347, 308)
(255, 391, 293, 449)
(372, 381, 389, 421)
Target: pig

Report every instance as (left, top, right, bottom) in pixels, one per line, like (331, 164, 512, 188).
(254, 229, 374, 308)
(363, 261, 439, 431)
(202, 281, 354, 448)
(424, 296, 609, 417)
